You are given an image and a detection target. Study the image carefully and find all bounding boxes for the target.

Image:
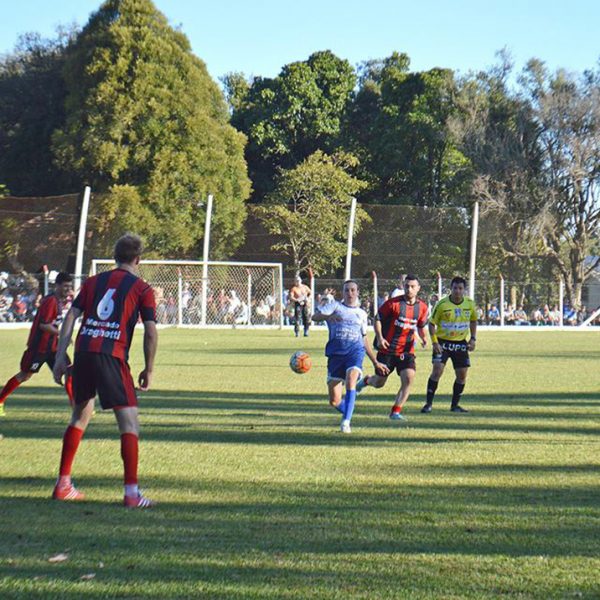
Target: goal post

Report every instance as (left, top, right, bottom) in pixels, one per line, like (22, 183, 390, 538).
(91, 260, 284, 329)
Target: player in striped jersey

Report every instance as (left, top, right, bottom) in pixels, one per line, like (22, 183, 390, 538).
(421, 276, 477, 413)
(356, 275, 428, 420)
(51, 234, 158, 508)
(0, 272, 74, 415)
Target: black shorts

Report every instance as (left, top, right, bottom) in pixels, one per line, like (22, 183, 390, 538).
(73, 352, 137, 410)
(20, 349, 71, 374)
(376, 351, 416, 375)
(433, 340, 470, 369)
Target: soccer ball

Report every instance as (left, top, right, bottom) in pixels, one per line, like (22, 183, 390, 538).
(290, 351, 312, 374)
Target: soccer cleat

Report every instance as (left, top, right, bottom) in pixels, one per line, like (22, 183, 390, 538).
(0, 404, 5, 417)
(389, 412, 406, 421)
(124, 492, 155, 509)
(340, 419, 351, 434)
(420, 403, 432, 414)
(450, 405, 469, 413)
(52, 482, 85, 502)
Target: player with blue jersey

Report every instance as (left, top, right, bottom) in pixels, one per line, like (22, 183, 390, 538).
(312, 280, 389, 433)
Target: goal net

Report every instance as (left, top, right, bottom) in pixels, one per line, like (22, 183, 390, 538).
(91, 260, 283, 328)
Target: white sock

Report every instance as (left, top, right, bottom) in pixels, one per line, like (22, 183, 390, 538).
(125, 484, 139, 497)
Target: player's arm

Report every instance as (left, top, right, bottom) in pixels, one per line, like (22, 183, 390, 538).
(417, 326, 427, 348)
(363, 334, 390, 376)
(429, 321, 441, 354)
(53, 306, 82, 385)
(39, 322, 60, 336)
(468, 313, 477, 351)
(312, 303, 340, 323)
(138, 320, 158, 391)
(374, 315, 390, 350)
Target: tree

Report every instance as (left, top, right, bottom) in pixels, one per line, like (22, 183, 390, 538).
(458, 56, 600, 308)
(346, 52, 471, 205)
(254, 151, 369, 274)
(0, 30, 77, 195)
(225, 51, 356, 200)
(519, 61, 600, 308)
(52, 0, 251, 258)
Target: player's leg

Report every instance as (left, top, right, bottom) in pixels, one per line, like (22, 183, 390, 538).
(53, 397, 95, 501)
(357, 353, 391, 393)
(422, 352, 446, 413)
(293, 303, 301, 337)
(0, 370, 33, 414)
(114, 406, 152, 508)
(103, 354, 154, 509)
(328, 380, 344, 412)
(390, 365, 416, 420)
(302, 303, 310, 336)
(340, 367, 361, 433)
(450, 366, 469, 413)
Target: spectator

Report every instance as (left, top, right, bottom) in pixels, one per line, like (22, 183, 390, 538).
(488, 304, 500, 325)
(513, 305, 529, 325)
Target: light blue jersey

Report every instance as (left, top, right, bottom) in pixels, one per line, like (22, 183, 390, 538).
(318, 300, 368, 357)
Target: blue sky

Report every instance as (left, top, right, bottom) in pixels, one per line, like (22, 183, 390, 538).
(2, 0, 599, 81)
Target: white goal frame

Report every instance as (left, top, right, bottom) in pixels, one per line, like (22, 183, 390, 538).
(91, 259, 284, 329)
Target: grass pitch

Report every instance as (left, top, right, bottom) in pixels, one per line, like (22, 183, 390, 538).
(0, 328, 599, 599)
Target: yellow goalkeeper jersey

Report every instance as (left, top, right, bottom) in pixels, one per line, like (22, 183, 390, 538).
(430, 296, 477, 341)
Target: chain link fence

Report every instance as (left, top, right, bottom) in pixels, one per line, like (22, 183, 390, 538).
(92, 260, 283, 327)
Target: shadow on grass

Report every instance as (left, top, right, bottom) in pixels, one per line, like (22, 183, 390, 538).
(0, 475, 598, 559)
(2, 387, 599, 446)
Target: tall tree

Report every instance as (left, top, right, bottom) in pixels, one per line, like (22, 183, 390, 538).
(458, 56, 600, 307)
(347, 52, 471, 205)
(254, 151, 368, 274)
(53, 0, 251, 258)
(0, 30, 76, 195)
(224, 51, 356, 200)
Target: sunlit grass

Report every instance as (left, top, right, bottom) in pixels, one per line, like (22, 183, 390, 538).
(1, 328, 599, 598)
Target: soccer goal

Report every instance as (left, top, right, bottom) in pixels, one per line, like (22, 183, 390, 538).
(91, 260, 284, 328)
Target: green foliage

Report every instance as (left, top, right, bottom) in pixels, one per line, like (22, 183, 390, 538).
(226, 51, 356, 200)
(52, 0, 250, 258)
(0, 30, 76, 195)
(347, 53, 471, 205)
(255, 151, 368, 274)
(0, 216, 20, 263)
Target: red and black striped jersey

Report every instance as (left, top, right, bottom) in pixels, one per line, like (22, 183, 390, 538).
(26, 294, 63, 355)
(73, 269, 156, 360)
(377, 296, 428, 356)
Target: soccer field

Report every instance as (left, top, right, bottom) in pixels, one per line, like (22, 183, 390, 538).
(0, 328, 599, 599)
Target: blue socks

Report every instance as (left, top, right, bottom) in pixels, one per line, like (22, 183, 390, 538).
(335, 399, 347, 414)
(343, 389, 357, 422)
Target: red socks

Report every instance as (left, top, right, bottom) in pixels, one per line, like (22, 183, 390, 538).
(65, 373, 74, 406)
(391, 405, 402, 414)
(120, 433, 139, 485)
(58, 425, 84, 477)
(0, 376, 21, 404)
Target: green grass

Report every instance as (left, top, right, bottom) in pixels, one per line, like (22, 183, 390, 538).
(0, 328, 599, 599)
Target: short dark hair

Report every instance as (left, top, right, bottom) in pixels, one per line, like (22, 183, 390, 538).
(55, 272, 73, 285)
(114, 234, 143, 264)
(451, 276, 467, 287)
(404, 274, 419, 283)
(343, 279, 359, 288)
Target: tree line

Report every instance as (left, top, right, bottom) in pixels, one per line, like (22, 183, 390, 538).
(1, 0, 599, 307)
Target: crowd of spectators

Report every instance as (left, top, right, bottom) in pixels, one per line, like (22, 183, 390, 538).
(2, 270, 599, 328)
(0, 272, 45, 323)
(153, 283, 278, 326)
(480, 303, 594, 326)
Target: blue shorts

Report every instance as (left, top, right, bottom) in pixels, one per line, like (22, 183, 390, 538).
(327, 349, 365, 383)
